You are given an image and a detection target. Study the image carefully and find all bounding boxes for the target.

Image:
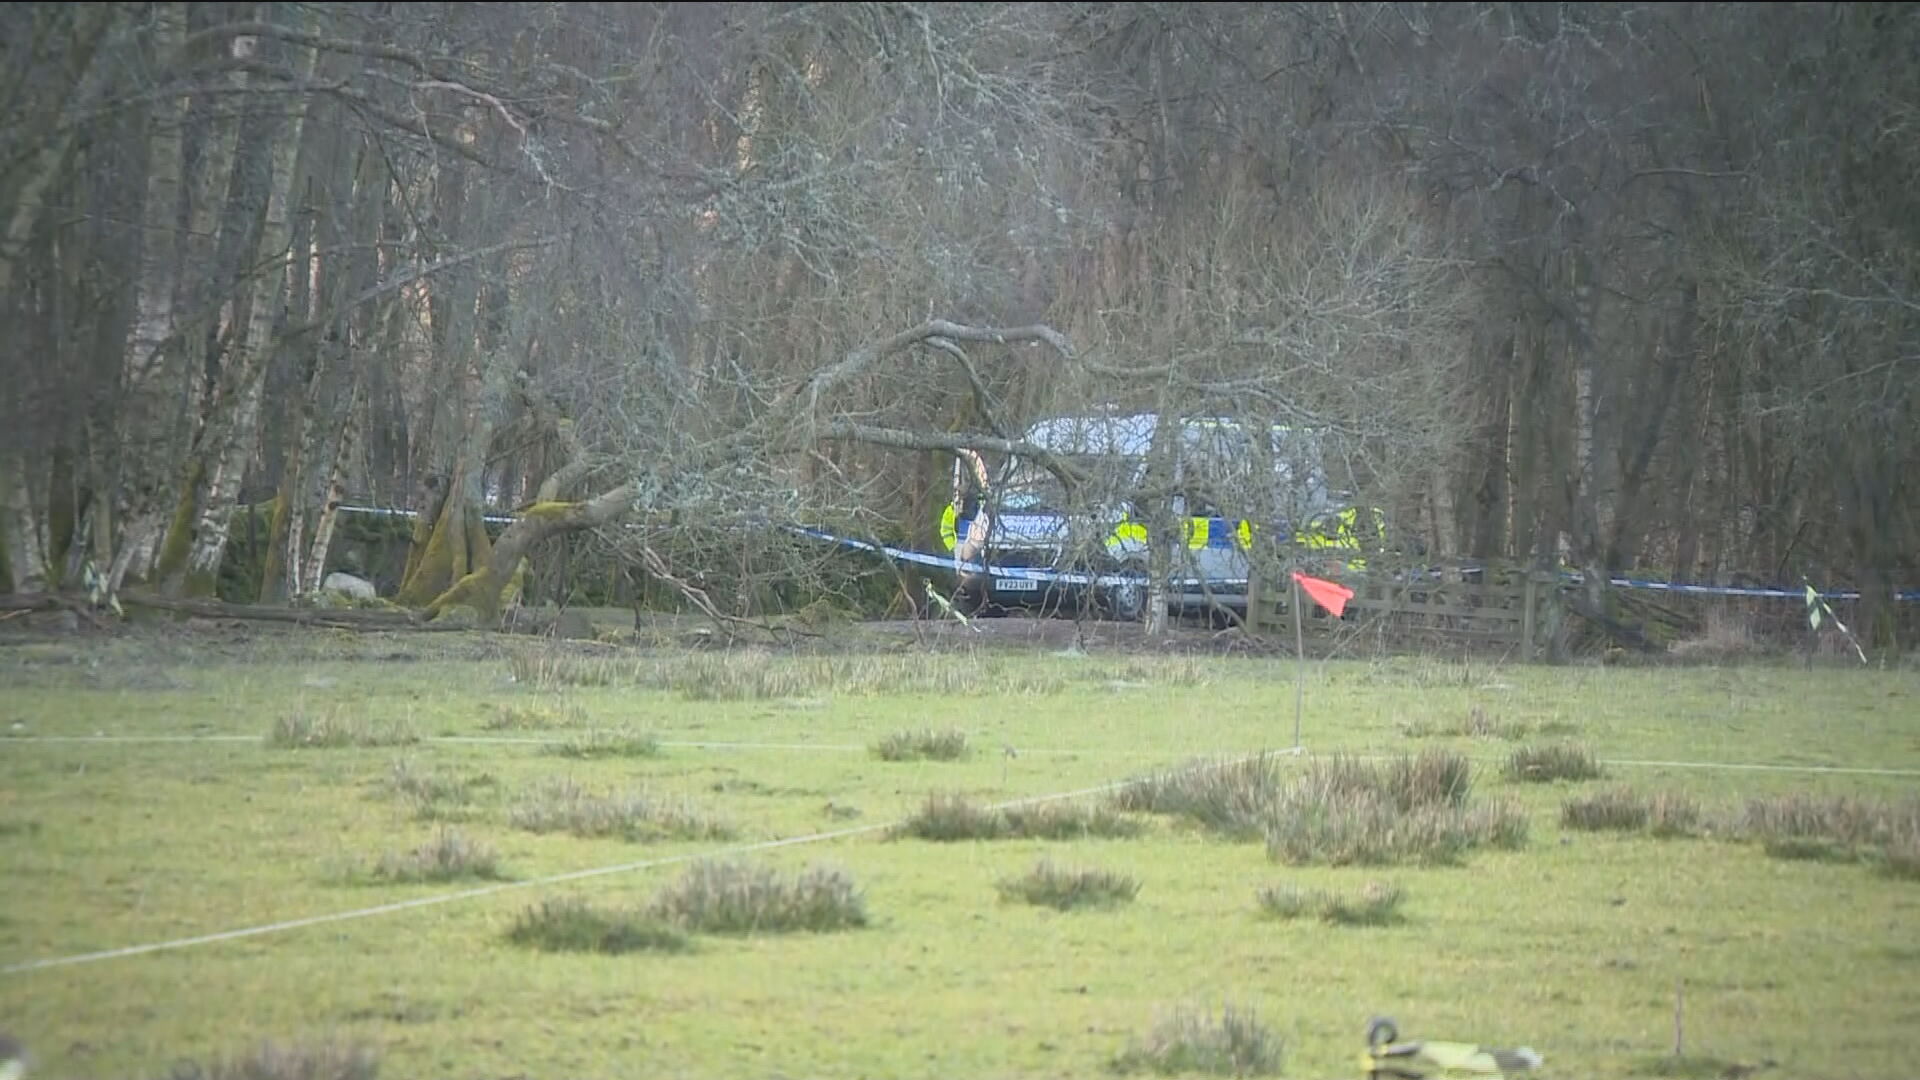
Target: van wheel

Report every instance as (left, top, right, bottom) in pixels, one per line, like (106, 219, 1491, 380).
(1102, 579, 1146, 622)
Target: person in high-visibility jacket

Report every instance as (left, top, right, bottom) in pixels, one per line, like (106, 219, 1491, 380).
(1296, 505, 1387, 575)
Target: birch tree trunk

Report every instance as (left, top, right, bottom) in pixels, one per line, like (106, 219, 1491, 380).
(104, 2, 192, 595)
(167, 33, 319, 597)
(0, 459, 50, 591)
(299, 374, 366, 592)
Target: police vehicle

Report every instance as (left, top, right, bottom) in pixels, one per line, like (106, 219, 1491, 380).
(938, 411, 1356, 620)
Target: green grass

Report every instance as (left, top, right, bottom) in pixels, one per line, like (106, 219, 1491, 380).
(1, 627, 1917, 1079)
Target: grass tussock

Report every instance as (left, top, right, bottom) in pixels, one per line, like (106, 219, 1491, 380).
(1102, 656, 1211, 688)
(1504, 741, 1605, 783)
(381, 759, 497, 821)
(505, 897, 692, 954)
(164, 1038, 381, 1080)
(509, 777, 734, 842)
(1734, 793, 1920, 875)
(890, 793, 1144, 842)
(1257, 880, 1405, 926)
(1265, 795, 1528, 867)
(1112, 1002, 1285, 1077)
(1648, 791, 1705, 837)
(647, 859, 867, 934)
(1354, 655, 1485, 689)
(996, 858, 1140, 911)
(1881, 836, 1920, 881)
(543, 727, 661, 759)
(1108, 754, 1283, 839)
(1562, 787, 1651, 831)
(267, 706, 418, 749)
(871, 726, 970, 762)
(482, 698, 588, 730)
(506, 647, 1070, 699)
(1002, 800, 1148, 840)
(1669, 610, 1771, 663)
(368, 828, 505, 884)
(1562, 788, 1703, 837)
(1113, 751, 1521, 865)
(1400, 706, 1573, 741)
(1264, 752, 1525, 866)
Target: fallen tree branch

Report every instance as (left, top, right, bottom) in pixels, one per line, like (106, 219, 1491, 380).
(813, 421, 1090, 491)
(635, 544, 813, 646)
(0, 592, 108, 629)
(114, 591, 471, 632)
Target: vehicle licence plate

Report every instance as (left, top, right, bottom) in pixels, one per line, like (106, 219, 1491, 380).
(995, 577, 1040, 592)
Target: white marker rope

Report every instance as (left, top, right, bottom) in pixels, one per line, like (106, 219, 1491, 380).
(0, 749, 1301, 977)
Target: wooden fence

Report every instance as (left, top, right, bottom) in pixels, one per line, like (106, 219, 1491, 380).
(1245, 561, 1567, 659)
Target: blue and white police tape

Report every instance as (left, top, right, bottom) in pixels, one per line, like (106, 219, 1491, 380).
(781, 526, 1223, 590)
(332, 504, 1915, 602)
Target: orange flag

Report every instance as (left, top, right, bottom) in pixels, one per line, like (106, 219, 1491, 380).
(1291, 570, 1355, 618)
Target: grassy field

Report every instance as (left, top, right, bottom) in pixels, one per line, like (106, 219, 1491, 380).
(1, 621, 1916, 1080)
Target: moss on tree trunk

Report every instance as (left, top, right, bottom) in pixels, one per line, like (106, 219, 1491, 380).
(398, 487, 494, 608)
(150, 462, 205, 587)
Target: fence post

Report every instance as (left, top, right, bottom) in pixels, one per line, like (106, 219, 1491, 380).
(1522, 572, 1537, 662)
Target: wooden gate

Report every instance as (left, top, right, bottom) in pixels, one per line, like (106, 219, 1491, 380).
(1246, 561, 1564, 659)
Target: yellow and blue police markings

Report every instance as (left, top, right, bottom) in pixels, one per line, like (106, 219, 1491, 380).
(940, 507, 1251, 557)
(1296, 505, 1388, 573)
(939, 502, 961, 552)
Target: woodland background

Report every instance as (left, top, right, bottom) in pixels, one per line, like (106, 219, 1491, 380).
(1, 2, 1913, 648)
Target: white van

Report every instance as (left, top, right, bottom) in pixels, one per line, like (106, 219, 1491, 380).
(939, 411, 1339, 619)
